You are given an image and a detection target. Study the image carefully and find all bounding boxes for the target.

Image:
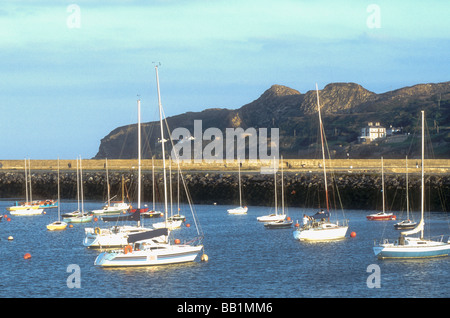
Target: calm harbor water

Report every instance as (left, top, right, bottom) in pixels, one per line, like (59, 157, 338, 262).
(1, 199, 449, 298)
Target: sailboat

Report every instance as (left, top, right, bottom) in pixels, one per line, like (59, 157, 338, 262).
(264, 157, 293, 229)
(152, 158, 183, 230)
(63, 157, 93, 223)
(373, 111, 450, 259)
(141, 158, 164, 218)
(84, 99, 164, 248)
(257, 158, 287, 222)
(94, 65, 204, 267)
(92, 159, 131, 215)
(394, 156, 417, 230)
(293, 84, 348, 241)
(9, 159, 44, 216)
(227, 159, 248, 215)
(168, 159, 186, 221)
(366, 157, 397, 221)
(47, 159, 67, 231)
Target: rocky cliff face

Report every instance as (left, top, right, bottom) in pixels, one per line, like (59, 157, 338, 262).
(94, 81, 450, 159)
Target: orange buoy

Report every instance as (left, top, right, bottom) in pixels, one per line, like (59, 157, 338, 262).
(294, 223, 300, 228)
(94, 217, 98, 222)
(69, 224, 74, 228)
(174, 239, 181, 244)
(186, 223, 191, 228)
(23, 253, 31, 260)
(350, 231, 356, 238)
(287, 217, 291, 221)
(7, 218, 11, 222)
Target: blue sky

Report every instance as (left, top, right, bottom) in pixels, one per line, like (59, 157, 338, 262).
(0, 0, 449, 160)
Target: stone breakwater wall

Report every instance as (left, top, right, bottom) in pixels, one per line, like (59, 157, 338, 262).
(1, 169, 449, 211)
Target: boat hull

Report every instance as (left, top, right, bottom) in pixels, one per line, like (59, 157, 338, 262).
(94, 244, 203, 267)
(293, 224, 348, 241)
(374, 240, 450, 259)
(394, 221, 417, 230)
(64, 215, 93, 223)
(264, 220, 293, 229)
(366, 213, 396, 221)
(152, 220, 183, 230)
(47, 221, 68, 231)
(257, 214, 286, 222)
(10, 208, 44, 216)
(227, 206, 248, 215)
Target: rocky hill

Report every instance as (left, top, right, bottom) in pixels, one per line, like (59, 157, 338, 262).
(94, 81, 450, 160)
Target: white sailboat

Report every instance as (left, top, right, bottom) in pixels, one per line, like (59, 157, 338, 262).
(9, 159, 44, 216)
(84, 100, 164, 248)
(152, 157, 182, 229)
(366, 157, 397, 221)
(264, 157, 293, 228)
(141, 158, 164, 218)
(63, 157, 93, 223)
(92, 159, 131, 215)
(293, 84, 348, 241)
(394, 156, 417, 230)
(257, 158, 287, 222)
(373, 111, 450, 259)
(227, 159, 248, 215)
(47, 159, 67, 230)
(95, 65, 204, 267)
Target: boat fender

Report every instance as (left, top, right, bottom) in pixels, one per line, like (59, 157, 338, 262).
(124, 245, 133, 254)
(94, 227, 101, 235)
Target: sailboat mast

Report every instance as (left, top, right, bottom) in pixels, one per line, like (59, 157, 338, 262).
(152, 157, 155, 211)
(106, 158, 110, 207)
(155, 65, 169, 226)
(57, 158, 60, 222)
(274, 157, 277, 215)
(381, 157, 385, 214)
(406, 156, 409, 220)
(80, 156, 84, 213)
(420, 110, 424, 239)
(281, 155, 285, 216)
(28, 159, 33, 203)
(238, 159, 242, 207)
(137, 99, 142, 210)
(24, 158, 28, 204)
(76, 158, 80, 212)
(316, 84, 329, 212)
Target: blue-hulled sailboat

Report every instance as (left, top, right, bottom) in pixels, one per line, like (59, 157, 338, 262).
(373, 111, 450, 259)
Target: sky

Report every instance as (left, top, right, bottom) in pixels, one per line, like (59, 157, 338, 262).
(0, 0, 449, 160)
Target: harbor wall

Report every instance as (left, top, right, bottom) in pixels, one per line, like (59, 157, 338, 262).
(0, 159, 449, 212)
(1, 158, 449, 174)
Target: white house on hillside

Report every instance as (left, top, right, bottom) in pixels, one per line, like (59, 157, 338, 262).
(359, 122, 386, 143)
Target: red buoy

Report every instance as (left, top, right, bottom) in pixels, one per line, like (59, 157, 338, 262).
(23, 253, 32, 260)
(174, 239, 181, 244)
(350, 231, 356, 238)
(185, 223, 191, 228)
